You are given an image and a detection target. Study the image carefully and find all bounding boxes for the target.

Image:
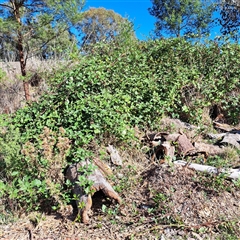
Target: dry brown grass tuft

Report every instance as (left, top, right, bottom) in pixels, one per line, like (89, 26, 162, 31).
(0, 59, 73, 114)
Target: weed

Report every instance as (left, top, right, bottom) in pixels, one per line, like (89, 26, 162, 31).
(153, 192, 169, 203)
(96, 223, 103, 228)
(215, 219, 240, 240)
(0, 124, 71, 212)
(205, 154, 234, 168)
(233, 178, 240, 188)
(102, 204, 120, 216)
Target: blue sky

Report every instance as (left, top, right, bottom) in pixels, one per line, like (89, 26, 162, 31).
(83, 0, 224, 40)
(83, 0, 156, 40)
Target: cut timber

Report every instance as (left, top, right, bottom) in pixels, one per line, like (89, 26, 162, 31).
(207, 133, 227, 140)
(160, 118, 199, 131)
(208, 129, 240, 149)
(92, 157, 113, 176)
(220, 133, 240, 149)
(164, 133, 195, 155)
(163, 133, 181, 142)
(142, 132, 202, 160)
(213, 121, 239, 132)
(174, 160, 240, 180)
(65, 159, 121, 224)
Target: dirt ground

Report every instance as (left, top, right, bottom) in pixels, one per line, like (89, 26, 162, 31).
(1, 119, 240, 240)
(1, 165, 239, 239)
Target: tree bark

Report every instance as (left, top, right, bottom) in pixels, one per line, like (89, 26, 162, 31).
(13, 1, 30, 101)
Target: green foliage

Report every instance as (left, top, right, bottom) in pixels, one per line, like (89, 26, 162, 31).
(233, 177, 240, 188)
(76, 163, 96, 195)
(0, 0, 84, 61)
(148, 0, 215, 38)
(77, 7, 135, 49)
(0, 116, 71, 212)
(0, 68, 6, 82)
(0, 115, 22, 177)
(1, 37, 240, 214)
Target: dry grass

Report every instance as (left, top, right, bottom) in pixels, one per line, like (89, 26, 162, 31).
(0, 59, 72, 114)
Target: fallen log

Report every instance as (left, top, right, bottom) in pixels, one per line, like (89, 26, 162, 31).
(92, 157, 113, 176)
(213, 121, 240, 132)
(208, 128, 240, 149)
(173, 160, 240, 180)
(220, 133, 240, 149)
(175, 133, 195, 155)
(194, 142, 225, 155)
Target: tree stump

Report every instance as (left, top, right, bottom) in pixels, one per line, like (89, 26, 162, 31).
(65, 159, 121, 224)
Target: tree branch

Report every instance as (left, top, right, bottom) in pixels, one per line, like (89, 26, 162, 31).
(0, 3, 14, 10)
(26, 27, 69, 60)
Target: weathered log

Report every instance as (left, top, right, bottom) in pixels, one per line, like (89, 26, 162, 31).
(207, 130, 240, 149)
(161, 142, 175, 163)
(194, 142, 225, 155)
(92, 157, 113, 176)
(160, 118, 199, 131)
(220, 133, 240, 149)
(163, 133, 195, 155)
(175, 134, 195, 155)
(106, 145, 123, 166)
(207, 133, 227, 140)
(213, 121, 240, 132)
(163, 133, 181, 142)
(174, 160, 240, 180)
(65, 159, 121, 224)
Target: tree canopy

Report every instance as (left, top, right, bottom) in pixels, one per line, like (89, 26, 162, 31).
(148, 0, 215, 38)
(219, 0, 240, 39)
(0, 0, 84, 100)
(76, 7, 134, 49)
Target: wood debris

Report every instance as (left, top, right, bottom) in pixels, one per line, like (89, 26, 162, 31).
(106, 145, 123, 166)
(140, 119, 240, 179)
(174, 160, 240, 180)
(65, 159, 121, 224)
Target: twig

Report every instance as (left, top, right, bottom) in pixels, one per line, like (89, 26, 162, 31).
(27, 229, 33, 240)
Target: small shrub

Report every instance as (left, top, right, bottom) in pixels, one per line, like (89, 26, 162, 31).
(0, 120, 71, 213)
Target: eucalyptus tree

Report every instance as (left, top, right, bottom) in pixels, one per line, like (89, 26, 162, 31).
(77, 7, 135, 50)
(0, 32, 17, 61)
(148, 0, 216, 38)
(219, 0, 240, 39)
(0, 0, 84, 101)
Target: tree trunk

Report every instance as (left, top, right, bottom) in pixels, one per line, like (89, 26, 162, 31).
(17, 34, 30, 101)
(14, 1, 30, 101)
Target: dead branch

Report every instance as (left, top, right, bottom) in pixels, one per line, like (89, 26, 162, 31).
(174, 160, 240, 180)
